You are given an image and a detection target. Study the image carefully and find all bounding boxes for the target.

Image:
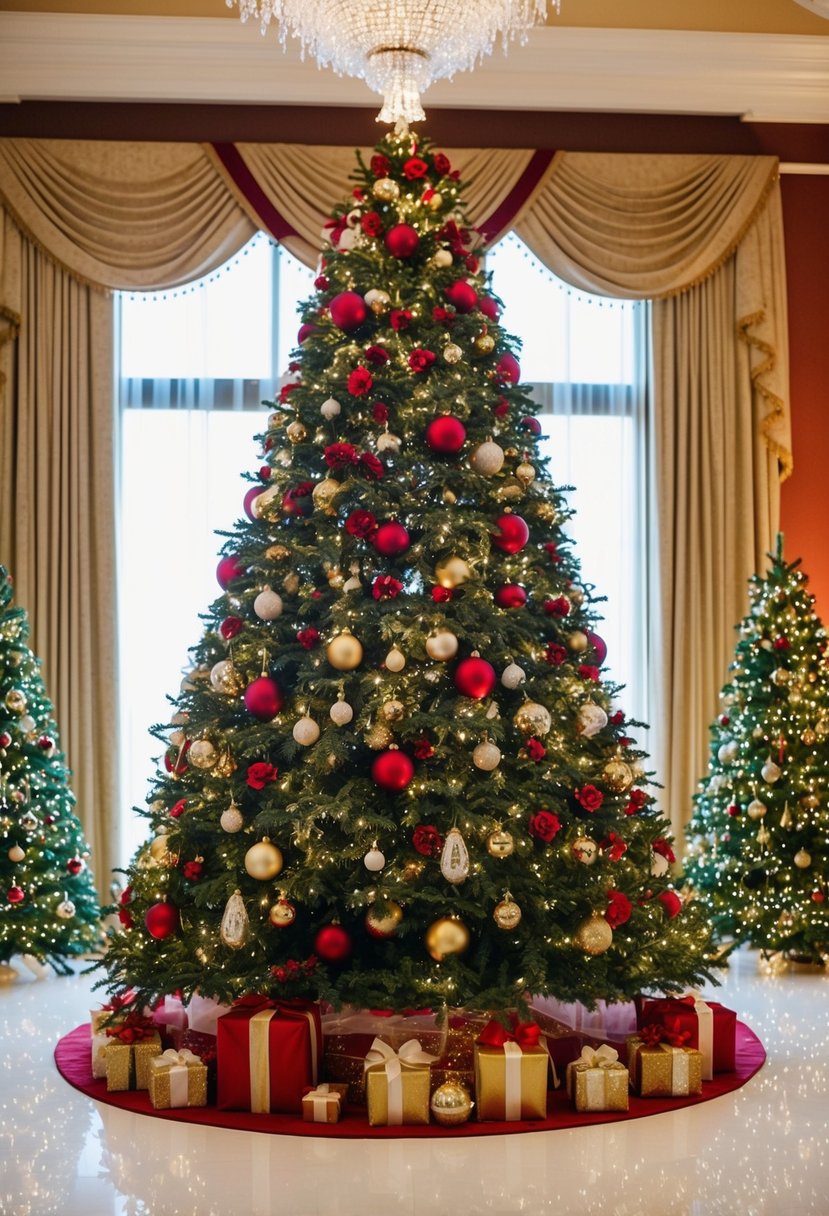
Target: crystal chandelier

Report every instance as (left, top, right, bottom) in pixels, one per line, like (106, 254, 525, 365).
(229, 0, 550, 127)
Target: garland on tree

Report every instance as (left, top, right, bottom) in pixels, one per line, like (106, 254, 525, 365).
(685, 536, 829, 961)
(98, 131, 715, 1014)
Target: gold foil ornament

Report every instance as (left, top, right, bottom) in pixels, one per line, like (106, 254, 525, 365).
(575, 913, 613, 955)
(486, 828, 515, 858)
(425, 916, 470, 961)
(430, 1081, 473, 1125)
(440, 828, 470, 884)
(244, 839, 283, 881)
(327, 632, 364, 670)
(220, 889, 249, 948)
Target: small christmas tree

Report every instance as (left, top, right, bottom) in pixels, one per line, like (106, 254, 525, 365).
(100, 131, 714, 1015)
(685, 537, 829, 961)
(0, 567, 100, 974)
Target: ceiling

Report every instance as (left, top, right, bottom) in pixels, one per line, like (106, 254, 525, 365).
(1, 0, 828, 122)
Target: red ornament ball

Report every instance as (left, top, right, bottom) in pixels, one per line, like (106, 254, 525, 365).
(811, 891, 826, 903)
(373, 521, 410, 557)
(329, 291, 368, 333)
(244, 675, 285, 721)
(243, 485, 263, 521)
(145, 901, 180, 940)
(66, 857, 85, 875)
(216, 554, 245, 590)
(444, 281, 479, 314)
(426, 415, 466, 454)
(220, 616, 243, 641)
(494, 584, 527, 609)
(0, 731, 10, 748)
(297, 322, 317, 344)
(314, 923, 353, 963)
(372, 749, 415, 791)
(454, 656, 497, 699)
(491, 514, 529, 554)
(496, 353, 521, 384)
(7, 886, 24, 905)
(520, 415, 542, 436)
(657, 890, 682, 919)
(479, 295, 500, 321)
(385, 224, 420, 259)
(587, 632, 607, 665)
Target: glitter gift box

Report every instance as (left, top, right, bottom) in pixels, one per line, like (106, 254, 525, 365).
(474, 1020, 550, 1122)
(627, 1034, 703, 1097)
(148, 1048, 208, 1109)
(364, 1038, 437, 1126)
(565, 1044, 629, 1112)
(301, 1082, 349, 1124)
(104, 1030, 162, 1092)
(638, 995, 737, 1079)
(217, 997, 322, 1113)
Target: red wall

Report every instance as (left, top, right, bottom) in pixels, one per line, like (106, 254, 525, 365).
(780, 176, 829, 614)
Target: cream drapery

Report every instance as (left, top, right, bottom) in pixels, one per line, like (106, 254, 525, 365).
(0, 137, 791, 866)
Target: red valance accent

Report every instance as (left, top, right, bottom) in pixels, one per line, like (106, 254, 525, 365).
(211, 141, 300, 243)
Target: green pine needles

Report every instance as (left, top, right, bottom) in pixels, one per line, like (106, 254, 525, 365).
(99, 131, 715, 1014)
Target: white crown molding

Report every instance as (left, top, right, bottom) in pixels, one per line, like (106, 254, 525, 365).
(0, 12, 828, 123)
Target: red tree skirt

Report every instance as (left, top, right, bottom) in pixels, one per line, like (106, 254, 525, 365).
(55, 1022, 765, 1139)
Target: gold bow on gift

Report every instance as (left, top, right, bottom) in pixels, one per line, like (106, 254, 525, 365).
(364, 1037, 438, 1125)
(150, 1048, 202, 1071)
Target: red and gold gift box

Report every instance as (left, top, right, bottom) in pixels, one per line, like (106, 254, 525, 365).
(364, 1038, 437, 1126)
(474, 1020, 550, 1122)
(302, 1082, 349, 1124)
(104, 1028, 162, 1092)
(565, 1044, 629, 1112)
(217, 996, 321, 1113)
(148, 1048, 208, 1109)
(638, 995, 736, 1079)
(627, 1033, 703, 1097)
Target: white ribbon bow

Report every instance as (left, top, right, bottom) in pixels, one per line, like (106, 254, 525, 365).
(576, 1043, 619, 1069)
(364, 1037, 437, 1125)
(150, 1048, 201, 1107)
(150, 1048, 201, 1070)
(304, 1083, 342, 1123)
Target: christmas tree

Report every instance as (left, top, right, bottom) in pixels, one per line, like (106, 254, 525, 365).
(0, 567, 100, 974)
(100, 132, 714, 1015)
(685, 537, 829, 961)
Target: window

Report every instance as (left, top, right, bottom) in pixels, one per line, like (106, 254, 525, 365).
(117, 233, 645, 862)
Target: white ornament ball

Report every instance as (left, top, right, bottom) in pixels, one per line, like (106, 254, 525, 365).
(20, 716, 36, 735)
(501, 662, 526, 690)
(293, 716, 320, 746)
(330, 699, 354, 726)
(385, 647, 406, 672)
(320, 396, 341, 420)
(747, 798, 767, 820)
(254, 587, 284, 620)
(56, 898, 76, 920)
(717, 741, 738, 765)
(189, 739, 217, 769)
(220, 803, 244, 833)
(572, 837, 599, 865)
(377, 431, 402, 454)
(425, 630, 459, 661)
(364, 288, 391, 313)
(7, 845, 25, 863)
(473, 740, 501, 771)
(432, 248, 453, 268)
(470, 440, 505, 476)
(337, 226, 359, 251)
(577, 702, 608, 739)
(343, 575, 362, 593)
(794, 849, 812, 869)
(169, 729, 186, 747)
(761, 759, 782, 783)
(363, 847, 386, 872)
(650, 852, 670, 877)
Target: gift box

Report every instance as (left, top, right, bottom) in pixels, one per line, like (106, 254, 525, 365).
(302, 1082, 349, 1124)
(148, 1048, 208, 1109)
(322, 1008, 458, 1106)
(565, 1044, 629, 1112)
(364, 1038, 437, 1126)
(474, 1021, 550, 1122)
(217, 997, 321, 1113)
(638, 995, 736, 1079)
(627, 1034, 703, 1097)
(104, 1029, 162, 1092)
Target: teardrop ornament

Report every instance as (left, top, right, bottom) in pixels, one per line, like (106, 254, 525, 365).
(440, 827, 470, 885)
(220, 889, 249, 949)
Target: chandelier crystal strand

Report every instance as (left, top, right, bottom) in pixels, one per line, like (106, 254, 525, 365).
(229, 0, 552, 125)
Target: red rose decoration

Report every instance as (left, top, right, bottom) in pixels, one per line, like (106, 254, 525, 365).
(297, 627, 321, 650)
(412, 825, 443, 856)
(610, 710, 625, 726)
(652, 838, 676, 863)
(279, 381, 301, 403)
(390, 309, 412, 331)
(409, 348, 437, 373)
(347, 366, 373, 397)
(353, 188, 365, 200)
(246, 761, 278, 790)
(372, 402, 390, 423)
(183, 860, 203, 881)
(365, 345, 389, 365)
(372, 575, 403, 600)
(658, 890, 682, 918)
(601, 832, 627, 861)
(361, 211, 383, 237)
(118, 908, 134, 928)
(169, 799, 186, 819)
(345, 509, 378, 539)
(412, 737, 435, 760)
(371, 154, 391, 177)
(360, 452, 385, 480)
(433, 152, 451, 176)
(220, 615, 243, 640)
(526, 738, 546, 762)
(626, 788, 648, 815)
(324, 442, 358, 469)
(119, 887, 132, 906)
(605, 889, 632, 928)
(544, 642, 567, 666)
(431, 586, 453, 602)
(578, 664, 600, 682)
(403, 157, 429, 179)
(575, 784, 604, 812)
(529, 809, 561, 842)
(432, 306, 454, 325)
(544, 596, 571, 618)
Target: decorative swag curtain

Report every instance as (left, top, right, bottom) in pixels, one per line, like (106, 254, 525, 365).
(0, 137, 791, 885)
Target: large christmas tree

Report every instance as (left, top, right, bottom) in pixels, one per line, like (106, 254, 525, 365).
(685, 537, 829, 961)
(0, 567, 100, 974)
(100, 132, 714, 1014)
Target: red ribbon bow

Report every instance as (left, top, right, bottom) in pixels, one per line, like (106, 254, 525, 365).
(105, 1012, 155, 1043)
(478, 1016, 541, 1050)
(639, 1017, 690, 1048)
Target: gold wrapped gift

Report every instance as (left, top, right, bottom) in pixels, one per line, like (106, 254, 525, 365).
(302, 1082, 349, 1123)
(104, 1031, 162, 1092)
(148, 1048, 208, 1109)
(474, 1041, 549, 1122)
(364, 1038, 437, 1126)
(627, 1035, 703, 1097)
(566, 1044, 629, 1112)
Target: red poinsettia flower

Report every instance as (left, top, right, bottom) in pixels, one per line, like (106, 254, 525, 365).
(412, 824, 442, 856)
(296, 627, 321, 650)
(544, 643, 567, 666)
(365, 345, 389, 365)
(359, 452, 385, 480)
(220, 615, 243, 640)
(372, 402, 390, 423)
(610, 710, 625, 726)
(403, 157, 429, 180)
(370, 154, 391, 177)
(575, 784, 604, 812)
(390, 309, 412, 332)
(433, 152, 451, 176)
(361, 211, 383, 237)
(602, 832, 627, 861)
(183, 860, 203, 881)
(432, 306, 454, 325)
(658, 890, 683, 918)
(529, 809, 561, 842)
(372, 575, 403, 600)
(526, 738, 546, 762)
(324, 442, 358, 469)
(169, 799, 186, 819)
(347, 366, 373, 397)
(409, 348, 436, 373)
(544, 596, 571, 618)
(543, 542, 560, 562)
(279, 381, 301, 403)
(605, 889, 632, 927)
(412, 737, 435, 760)
(246, 761, 278, 789)
(578, 664, 601, 682)
(431, 586, 453, 602)
(345, 509, 378, 539)
(625, 788, 648, 815)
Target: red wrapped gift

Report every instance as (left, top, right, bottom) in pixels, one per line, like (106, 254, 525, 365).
(217, 996, 322, 1113)
(639, 995, 736, 1078)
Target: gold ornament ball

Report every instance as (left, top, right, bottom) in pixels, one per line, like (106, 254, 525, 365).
(535, 502, 556, 522)
(800, 792, 820, 809)
(802, 728, 817, 746)
(7, 845, 25, 863)
(266, 544, 290, 562)
(474, 333, 496, 355)
(443, 343, 463, 364)
(426, 630, 459, 661)
(493, 897, 522, 930)
(486, 828, 515, 858)
(189, 739, 218, 769)
(269, 898, 297, 927)
(4, 689, 26, 714)
(252, 484, 280, 520)
(569, 585, 585, 606)
(603, 759, 633, 792)
(385, 646, 406, 673)
(312, 477, 341, 508)
(425, 916, 471, 961)
(382, 699, 405, 722)
(365, 722, 393, 750)
(214, 748, 237, 777)
(149, 834, 174, 865)
(327, 632, 364, 671)
(568, 631, 589, 653)
(430, 1081, 474, 1126)
(575, 913, 613, 955)
(473, 740, 501, 771)
(373, 177, 400, 202)
(286, 420, 307, 444)
(244, 840, 284, 881)
(515, 460, 536, 486)
(428, 192, 444, 212)
(435, 556, 471, 588)
(366, 900, 403, 937)
(794, 848, 812, 869)
(210, 659, 242, 696)
(442, 488, 457, 505)
(513, 701, 552, 737)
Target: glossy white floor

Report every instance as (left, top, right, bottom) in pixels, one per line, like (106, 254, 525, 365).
(0, 948, 827, 1216)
